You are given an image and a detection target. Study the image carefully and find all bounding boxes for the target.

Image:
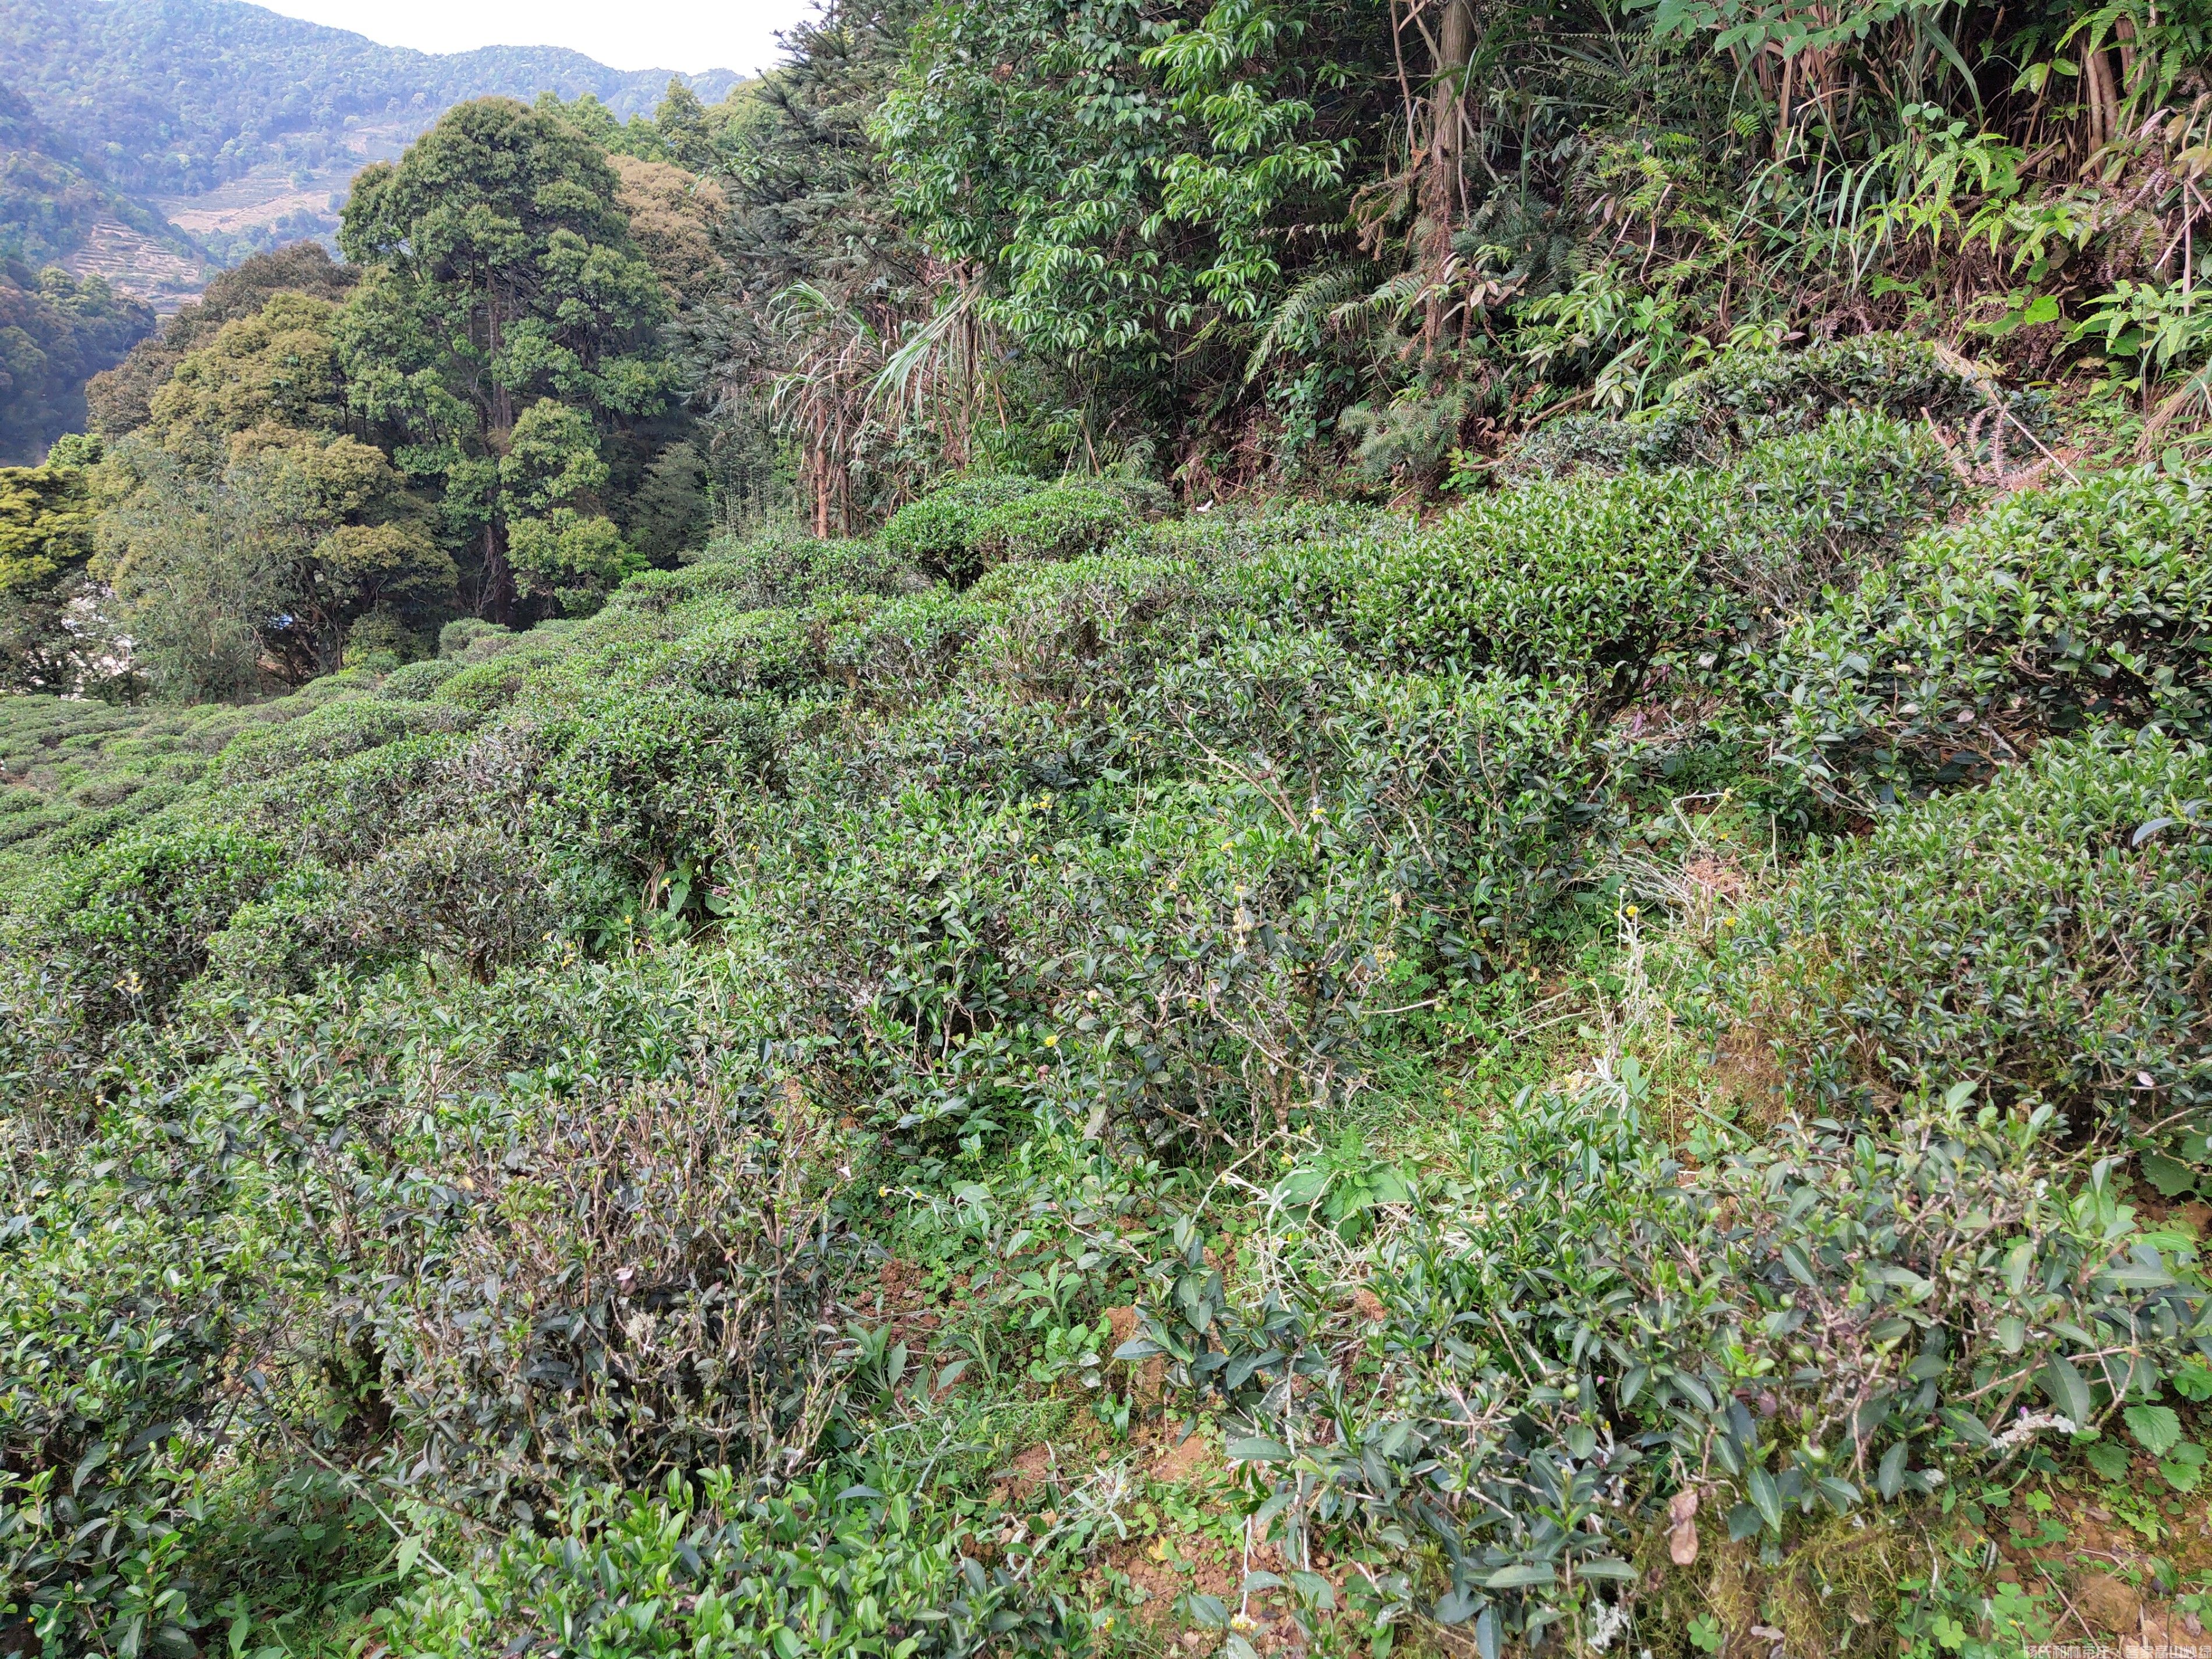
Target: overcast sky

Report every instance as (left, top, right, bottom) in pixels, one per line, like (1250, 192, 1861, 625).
(255, 0, 814, 76)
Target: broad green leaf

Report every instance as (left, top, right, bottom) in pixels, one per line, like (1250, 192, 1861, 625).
(1746, 1466, 1782, 1534)
(2163, 1442, 2207, 1492)
(2083, 1439, 2132, 1481)
(2125, 1404, 2182, 1456)
(2040, 1355, 2093, 1424)
(1225, 1437, 1290, 1462)
(1877, 1442, 1909, 1501)
(1185, 1594, 1230, 1628)
(1483, 1564, 1557, 1589)
(1576, 1558, 1637, 1581)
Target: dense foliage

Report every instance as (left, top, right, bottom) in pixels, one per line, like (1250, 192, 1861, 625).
(0, 0, 734, 425)
(6, 327, 2212, 1654)
(6, 0, 2212, 1649)
(0, 262, 150, 465)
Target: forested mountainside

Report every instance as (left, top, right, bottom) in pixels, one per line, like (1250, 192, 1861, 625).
(0, 87, 199, 278)
(0, 0, 739, 200)
(2, 1, 2212, 1656)
(0, 0, 738, 459)
(0, 86, 172, 461)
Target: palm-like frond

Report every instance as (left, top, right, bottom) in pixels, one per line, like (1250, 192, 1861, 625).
(1245, 260, 1387, 384)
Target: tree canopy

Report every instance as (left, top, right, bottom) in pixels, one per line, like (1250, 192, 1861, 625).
(338, 98, 676, 621)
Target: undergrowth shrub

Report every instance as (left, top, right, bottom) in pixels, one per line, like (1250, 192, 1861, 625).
(1123, 1072, 2211, 1657)
(1759, 462, 2212, 809)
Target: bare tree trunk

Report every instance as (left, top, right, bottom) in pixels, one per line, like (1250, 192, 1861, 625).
(483, 520, 516, 625)
(2084, 44, 2118, 157)
(1419, 0, 1475, 355)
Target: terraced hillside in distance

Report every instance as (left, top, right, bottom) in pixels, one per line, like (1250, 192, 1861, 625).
(0, 0, 739, 270)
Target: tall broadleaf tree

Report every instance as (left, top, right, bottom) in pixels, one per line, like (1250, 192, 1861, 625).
(90, 293, 457, 693)
(0, 445, 109, 694)
(336, 98, 678, 621)
(876, 0, 1384, 413)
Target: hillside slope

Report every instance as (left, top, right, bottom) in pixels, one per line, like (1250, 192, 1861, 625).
(0, 0, 740, 269)
(5, 338, 2211, 1657)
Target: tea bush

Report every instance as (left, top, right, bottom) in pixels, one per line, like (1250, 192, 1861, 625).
(880, 475, 1043, 585)
(2, 348, 2207, 1657)
(1672, 332, 2012, 446)
(642, 530, 919, 612)
(0, 938, 875, 1656)
(0, 1084, 298, 1658)
(26, 820, 292, 1028)
(438, 619, 513, 660)
(1121, 1072, 2210, 1656)
(1252, 412, 1951, 690)
(971, 485, 1138, 575)
(1758, 463, 2212, 808)
(1675, 729, 2212, 1143)
(377, 1474, 1083, 1659)
(1506, 332, 2010, 478)
(214, 698, 478, 785)
(365, 1068, 852, 1512)
(1140, 499, 1412, 570)
(375, 656, 465, 699)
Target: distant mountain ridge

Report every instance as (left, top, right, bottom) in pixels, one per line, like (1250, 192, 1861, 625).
(0, 0, 739, 197)
(0, 0, 739, 290)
